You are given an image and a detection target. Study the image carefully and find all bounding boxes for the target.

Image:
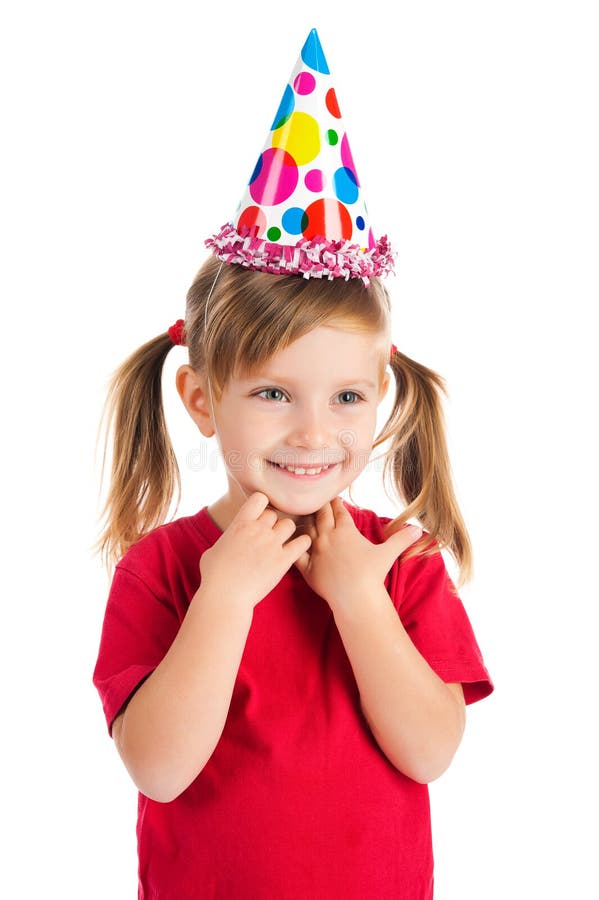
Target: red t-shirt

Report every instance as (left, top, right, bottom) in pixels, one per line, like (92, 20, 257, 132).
(93, 502, 493, 899)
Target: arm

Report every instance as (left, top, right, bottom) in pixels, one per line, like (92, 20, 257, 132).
(293, 498, 468, 783)
(332, 584, 466, 784)
(110, 493, 311, 804)
(112, 586, 253, 803)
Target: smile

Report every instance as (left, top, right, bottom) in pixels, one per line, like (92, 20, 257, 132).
(268, 461, 339, 478)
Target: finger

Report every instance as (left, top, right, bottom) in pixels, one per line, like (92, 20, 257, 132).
(315, 501, 335, 531)
(387, 524, 423, 558)
(258, 507, 279, 527)
(375, 524, 422, 577)
(293, 551, 310, 576)
(287, 535, 312, 571)
(233, 491, 270, 522)
(273, 516, 300, 541)
(330, 496, 352, 525)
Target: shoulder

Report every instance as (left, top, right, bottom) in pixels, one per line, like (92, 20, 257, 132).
(114, 508, 214, 589)
(342, 500, 452, 594)
(341, 500, 393, 544)
(343, 499, 436, 560)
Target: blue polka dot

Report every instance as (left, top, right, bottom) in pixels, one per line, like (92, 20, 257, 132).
(271, 84, 295, 130)
(282, 207, 308, 235)
(248, 154, 263, 185)
(300, 29, 330, 74)
(334, 167, 359, 204)
(356, 216, 365, 230)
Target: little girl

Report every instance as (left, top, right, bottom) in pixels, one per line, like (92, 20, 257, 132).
(93, 29, 493, 900)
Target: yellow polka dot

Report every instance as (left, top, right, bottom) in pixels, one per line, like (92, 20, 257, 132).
(272, 112, 320, 166)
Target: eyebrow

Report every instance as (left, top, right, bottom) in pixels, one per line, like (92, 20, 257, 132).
(243, 374, 378, 390)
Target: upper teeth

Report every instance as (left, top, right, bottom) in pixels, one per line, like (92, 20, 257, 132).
(275, 463, 330, 475)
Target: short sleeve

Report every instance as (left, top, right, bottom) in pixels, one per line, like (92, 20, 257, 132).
(390, 549, 494, 705)
(92, 564, 182, 735)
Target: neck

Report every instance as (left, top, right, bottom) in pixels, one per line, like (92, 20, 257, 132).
(208, 492, 317, 536)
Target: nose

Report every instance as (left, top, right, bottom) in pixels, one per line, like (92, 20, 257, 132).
(286, 404, 330, 449)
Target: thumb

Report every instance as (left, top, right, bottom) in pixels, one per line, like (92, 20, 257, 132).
(293, 546, 311, 576)
(384, 524, 423, 560)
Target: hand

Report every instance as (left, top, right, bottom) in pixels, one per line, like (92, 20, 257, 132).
(199, 492, 312, 611)
(293, 498, 422, 612)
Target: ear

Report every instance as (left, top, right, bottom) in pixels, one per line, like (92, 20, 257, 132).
(378, 371, 391, 403)
(175, 365, 216, 438)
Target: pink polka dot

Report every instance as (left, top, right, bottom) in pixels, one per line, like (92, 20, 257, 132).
(294, 71, 316, 95)
(340, 134, 360, 187)
(304, 169, 325, 192)
(249, 148, 298, 206)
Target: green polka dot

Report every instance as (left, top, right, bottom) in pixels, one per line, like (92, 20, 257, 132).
(267, 226, 282, 241)
(326, 129, 339, 146)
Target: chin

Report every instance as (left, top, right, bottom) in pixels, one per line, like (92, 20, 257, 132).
(275, 503, 319, 518)
(268, 494, 337, 518)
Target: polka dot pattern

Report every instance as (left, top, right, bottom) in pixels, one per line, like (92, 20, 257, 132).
(334, 167, 359, 204)
(272, 111, 320, 166)
(282, 207, 308, 234)
(340, 133, 360, 186)
(325, 88, 341, 118)
(233, 29, 375, 254)
(303, 198, 352, 241)
(238, 205, 267, 237)
(271, 84, 295, 130)
(294, 72, 316, 95)
(249, 148, 298, 206)
(305, 169, 324, 192)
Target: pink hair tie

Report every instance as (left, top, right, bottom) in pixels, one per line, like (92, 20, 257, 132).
(168, 319, 186, 346)
(390, 343, 398, 362)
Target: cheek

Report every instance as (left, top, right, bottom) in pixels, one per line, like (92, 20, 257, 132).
(243, 420, 276, 449)
(341, 410, 378, 443)
(223, 422, 278, 469)
(335, 427, 375, 471)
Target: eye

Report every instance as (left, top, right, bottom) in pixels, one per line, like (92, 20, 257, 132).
(336, 391, 363, 404)
(256, 388, 289, 402)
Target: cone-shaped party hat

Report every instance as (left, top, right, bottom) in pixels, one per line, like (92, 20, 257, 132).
(206, 29, 394, 282)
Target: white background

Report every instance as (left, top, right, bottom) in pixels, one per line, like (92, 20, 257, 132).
(2, 1, 598, 897)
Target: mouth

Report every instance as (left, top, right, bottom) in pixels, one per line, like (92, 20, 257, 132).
(268, 460, 340, 479)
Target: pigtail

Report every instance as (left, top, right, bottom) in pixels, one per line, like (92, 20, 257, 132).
(373, 349, 473, 585)
(93, 332, 181, 574)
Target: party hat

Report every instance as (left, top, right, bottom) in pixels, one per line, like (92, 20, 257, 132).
(206, 29, 394, 282)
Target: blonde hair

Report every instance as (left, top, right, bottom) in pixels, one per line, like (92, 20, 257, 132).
(95, 255, 472, 583)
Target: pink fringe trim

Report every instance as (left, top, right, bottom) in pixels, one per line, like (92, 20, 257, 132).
(205, 223, 396, 284)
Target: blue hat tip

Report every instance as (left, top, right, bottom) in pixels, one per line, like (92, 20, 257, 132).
(301, 28, 330, 75)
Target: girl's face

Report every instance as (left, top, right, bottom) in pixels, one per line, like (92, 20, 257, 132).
(208, 325, 390, 525)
